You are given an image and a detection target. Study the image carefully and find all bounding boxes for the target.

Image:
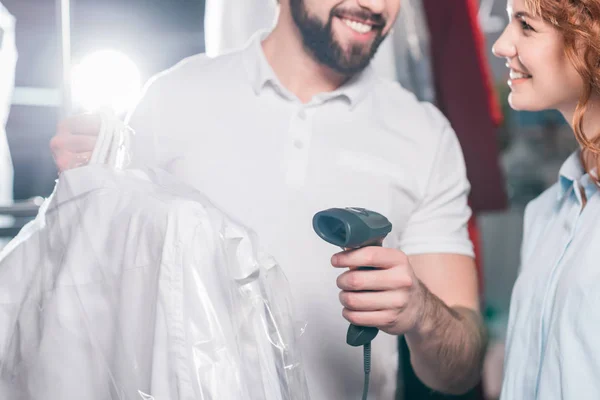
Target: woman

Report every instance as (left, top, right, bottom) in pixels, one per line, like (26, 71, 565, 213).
(492, 0, 600, 398)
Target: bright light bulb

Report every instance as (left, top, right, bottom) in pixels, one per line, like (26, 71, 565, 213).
(71, 50, 141, 114)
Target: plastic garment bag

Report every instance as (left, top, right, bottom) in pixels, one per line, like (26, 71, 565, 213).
(387, 0, 436, 103)
(0, 114, 311, 400)
(204, 0, 277, 58)
(353, 0, 436, 98)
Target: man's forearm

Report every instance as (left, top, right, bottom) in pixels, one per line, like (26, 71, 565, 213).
(404, 281, 487, 395)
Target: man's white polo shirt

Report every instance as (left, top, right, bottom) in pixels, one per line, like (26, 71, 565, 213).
(128, 30, 474, 400)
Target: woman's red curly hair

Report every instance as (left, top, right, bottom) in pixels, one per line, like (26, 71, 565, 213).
(526, 0, 600, 181)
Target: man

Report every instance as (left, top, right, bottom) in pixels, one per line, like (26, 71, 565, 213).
(51, 0, 486, 398)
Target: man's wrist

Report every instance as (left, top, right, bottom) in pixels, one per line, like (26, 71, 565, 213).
(407, 281, 460, 341)
(409, 281, 436, 339)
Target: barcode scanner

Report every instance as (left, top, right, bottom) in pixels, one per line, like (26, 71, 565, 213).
(312, 207, 392, 400)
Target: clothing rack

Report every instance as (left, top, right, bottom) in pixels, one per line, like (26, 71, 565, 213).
(0, 0, 69, 240)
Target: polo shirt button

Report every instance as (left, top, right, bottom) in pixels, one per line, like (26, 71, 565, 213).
(298, 109, 307, 119)
(293, 139, 304, 149)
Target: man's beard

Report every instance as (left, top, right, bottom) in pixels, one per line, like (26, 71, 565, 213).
(289, 0, 387, 75)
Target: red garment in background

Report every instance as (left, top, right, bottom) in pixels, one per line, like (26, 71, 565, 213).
(423, 0, 507, 213)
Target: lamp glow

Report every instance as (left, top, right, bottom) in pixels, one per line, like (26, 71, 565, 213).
(71, 50, 141, 114)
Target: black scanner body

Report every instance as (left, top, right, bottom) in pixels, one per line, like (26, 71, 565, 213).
(312, 207, 392, 346)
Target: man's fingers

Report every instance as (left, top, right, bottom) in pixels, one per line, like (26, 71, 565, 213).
(342, 309, 400, 329)
(331, 246, 408, 270)
(339, 290, 409, 312)
(70, 151, 93, 168)
(51, 114, 101, 173)
(53, 150, 93, 172)
(51, 134, 97, 153)
(337, 268, 414, 292)
(58, 113, 102, 136)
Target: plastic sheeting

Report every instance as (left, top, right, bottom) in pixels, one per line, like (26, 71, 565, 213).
(204, 0, 277, 58)
(387, 0, 435, 103)
(0, 114, 310, 400)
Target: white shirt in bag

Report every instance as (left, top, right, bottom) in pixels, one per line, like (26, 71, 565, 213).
(0, 164, 309, 400)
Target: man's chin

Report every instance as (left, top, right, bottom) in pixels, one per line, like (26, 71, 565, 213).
(333, 34, 374, 54)
(331, 44, 374, 69)
(329, 60, 371, 75)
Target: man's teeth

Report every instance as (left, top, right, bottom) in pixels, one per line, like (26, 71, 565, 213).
(342, 18, 373, 34)
(510, 70, 532, 79)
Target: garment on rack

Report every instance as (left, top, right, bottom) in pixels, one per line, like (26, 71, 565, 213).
(0, 164, 310, 400)
(422, 0, 506, 213)
(393, 0, 436, 103)
(371, 0, 436, 103)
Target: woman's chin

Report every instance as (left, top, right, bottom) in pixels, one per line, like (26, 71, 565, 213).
(508, 93, 546, 112)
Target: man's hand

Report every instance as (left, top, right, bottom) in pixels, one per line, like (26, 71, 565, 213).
(332, 248, 485, 395)
(50, 113, 101, 173)
(332, 246, 426, 336)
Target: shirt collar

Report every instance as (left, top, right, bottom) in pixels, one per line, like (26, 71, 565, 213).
(47, 164, 120, 212)
(242, 29, 376, 109)
(557, 150, 598, 202)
